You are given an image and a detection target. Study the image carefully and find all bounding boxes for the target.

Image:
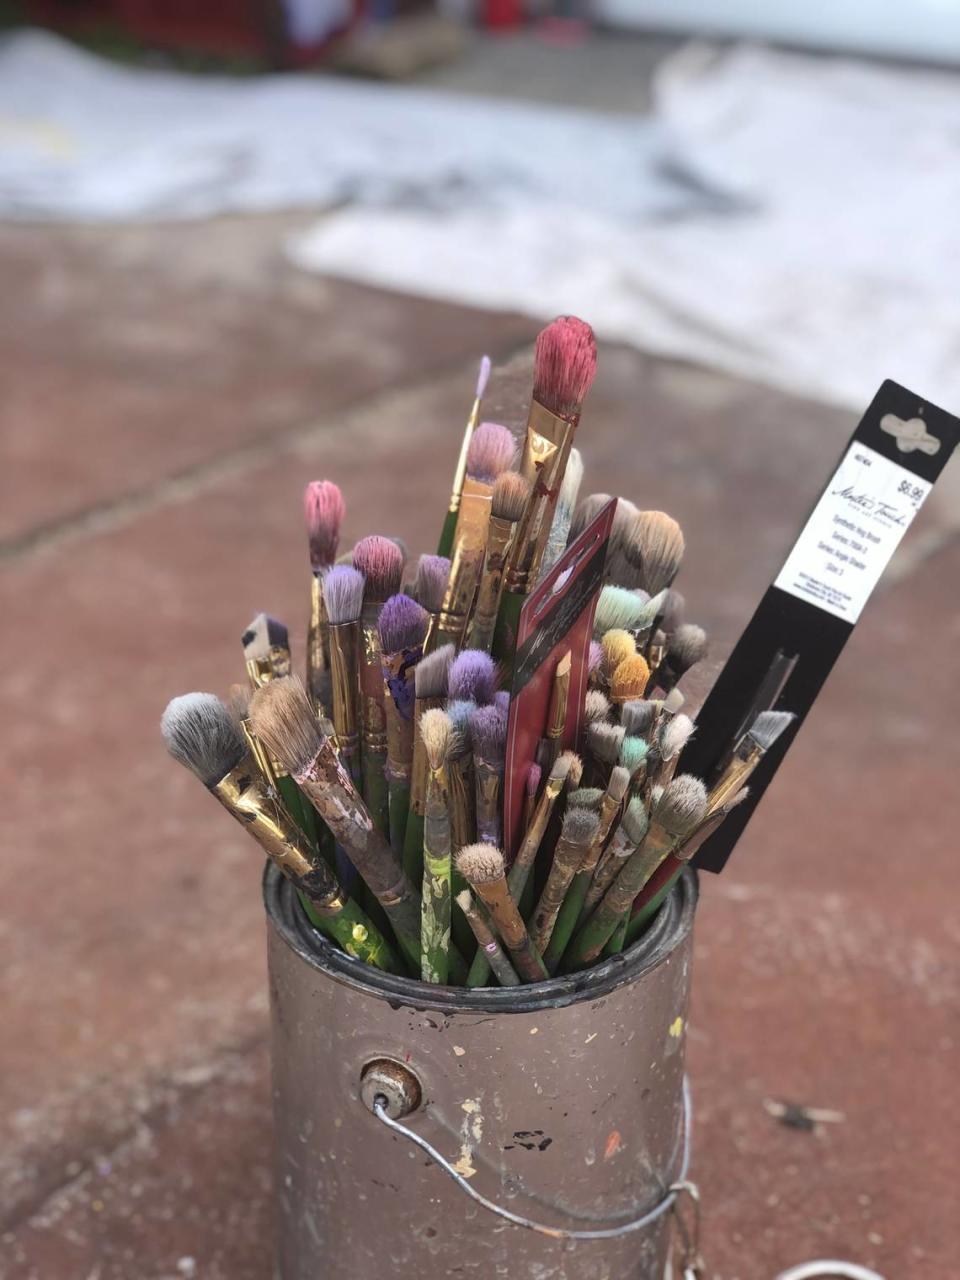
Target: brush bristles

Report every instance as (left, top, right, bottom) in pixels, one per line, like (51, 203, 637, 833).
(606, 765, 631, 803)
(561, 806, 600, 845)
(476, 354, 492, 400)
(618, 735, 649, 773)
(556, 750, 583, 788)
(469, 703, 507, 764)
(449, 650, 498, 706)
(420, 708, 456, 771)
(569, 493, 613, 545)
(446, 698, 475, 739)
(622, 796, 649, 845)
(303, 480, 345, 570)
(557, 448, 584, 512)
(600, 629, 635, 674)
(323, 565, 365, 626)
(728, 786, 751, 810)
(588, 641, 604, 676)
(161, 693, 247, 788)
(668, 623, 707, 673)
(455, 888, 474, 914)
(241, 613, 289, 661)
(533, 316, 597, 417)
(595, 586, 648, 636)
(660, 713, 695, 761)
(653, 775, 708, 838)
(567, 787, 604, 810)
(586, 722, 626, 765)
(623, 511, 685, 596)
(660, 590, 686, 635)
(415, 644, 454, 699)
(377, 593, 429, 656)
(526, 762, 542, 795)
(456, 842, 506, 885)
(748, 710, 796, 752)
(634, 589, 668, 632)
(466, 422, 517, 483)
(662, 688, 685, 714)
(226, 682, 251, 725)
(620, 700, 656, 737)
(492, 471, 532, 523)
(610, 654, 652, 703)
(248, 677, 325, 778)
(352, 536, 404, 603)
(413, 554, 451, 614)
(583, 690, 612, 725)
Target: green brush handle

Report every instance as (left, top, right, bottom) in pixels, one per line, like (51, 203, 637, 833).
(466, 843, 537, 987)
(362, 747, 390, 839)
(491, 587, 525, 679)
(603, 913, 629, 958)
(388, 777, 411, 860)
(450, 865, 475, 962)
(421, 848, 451, 984)
(542, 868, 591, 975)
(624, 876, 675, 946)
(437, 506, 458, 559)
(298, 891, 403, 974)
(402, 809, 425, 886)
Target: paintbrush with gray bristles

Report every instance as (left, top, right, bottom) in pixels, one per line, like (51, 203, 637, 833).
(708, 710, 796, 813)
(529, 806, 601, 956)
(162, 693, 400, 973)
(650, 623, 708, 695)
(584, 721, 626, 786)
(412, 554, 452, 619)
(621, 699, 657, 741)
(583, 689, 612, 726)
(567, 786, 605, 810)
(620, 510, 685, 596)
(402, 643, 455, 885)
(567, 776, 707, 968)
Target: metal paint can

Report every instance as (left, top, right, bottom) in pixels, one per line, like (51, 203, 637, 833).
(264, 865, 697, 1280)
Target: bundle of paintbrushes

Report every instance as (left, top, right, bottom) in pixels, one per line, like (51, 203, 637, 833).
(162, 315, 797, 987)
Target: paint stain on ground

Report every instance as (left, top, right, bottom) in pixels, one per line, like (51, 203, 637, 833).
(603, 1130, 624, 1160)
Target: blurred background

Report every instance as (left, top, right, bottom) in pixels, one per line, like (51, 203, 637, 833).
(1, 3, 958, 1278)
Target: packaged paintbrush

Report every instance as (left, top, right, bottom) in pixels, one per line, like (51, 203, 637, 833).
(502, 499, 616, 861)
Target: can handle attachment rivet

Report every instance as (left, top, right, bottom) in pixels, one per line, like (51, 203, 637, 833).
(360, 1059, 422, 1119)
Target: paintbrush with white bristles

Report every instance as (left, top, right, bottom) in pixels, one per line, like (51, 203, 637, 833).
(402, 644, 454, 886)
(419, 708, 457, 984)
(437, 355, 491, 558)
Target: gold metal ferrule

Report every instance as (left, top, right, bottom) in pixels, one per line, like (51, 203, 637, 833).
(213, 761, 340, 906)
(382, 648, 418, 781)
(327, 620, 361, 762)
(466, 513, 517, 651)
(409, 695, 442, 817)
(426, 478, 492, 651)
(239, 718, 277, 791)
(506, 399, 577, 593)
(447, 395, 482, 517)
(358, 604, 388, 748)
(306, 573, 330, 712)
(707, 742, 761, 814)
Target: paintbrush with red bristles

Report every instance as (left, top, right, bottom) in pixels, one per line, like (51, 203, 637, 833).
(303, 480, 345, 717)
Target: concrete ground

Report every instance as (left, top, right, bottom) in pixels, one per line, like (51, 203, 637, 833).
(1, 30, 958, 1280)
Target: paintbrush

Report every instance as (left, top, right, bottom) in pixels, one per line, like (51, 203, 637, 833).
(620, 510, 685, 596)
(402, 643, 454, 886)
(437, 354, 491, 558)
(720, 649, 800, 779)
(323, 566, 365, 789)
(659, 589, 686, 636)
(600, 629, 636, 685)
(580, 795, 649, 919)
(529, 806, 601, 956)
(538, 446, 584, 582)
(465, 750, 581, 987)
(448, 649, 498, 707)
(242, 613, 291, 686)
(621, 699, 657, 741)
(583, 689, 612, 726)
(567, 492, 614, 548)
(544, 766, 630, 972)
(412, 554, 451, 622)
(427, 422, 517, 651)
(249, 676, 429, 976)
(650, 623, 708, 695)
(445, 699, 477, 853)
(467, 470, 530, 652)
(567, 786, 604, 810)
(162, 694, 400, 973)
(609, 654, 652, 708)
(625, 788, 751, 945)
(583, 721, 625, 787)
(227, 683, 279, 797)
(469, 702, 508, 847)
(378, 593, 429, 860)
(708, 710, 796, 813)
(651, 713, 696, 788)
(419, 708, 456, 983)
(618, 735, 649, 786)
(303, 480, 345, 715)
(537, 649, 571, 772)
(352, 536, 404, 838)
(457, 889, 520, 988)
(566, 776, 707, 968)
(456, 844, 547, 984)
(587, 640, 604, 689)
(493, 318, 597, 661)
(594, 586, 650, 638)
(521, 761, 541, 835)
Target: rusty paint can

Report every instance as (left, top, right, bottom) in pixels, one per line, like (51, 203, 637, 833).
(263, 865, 697, 1280)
